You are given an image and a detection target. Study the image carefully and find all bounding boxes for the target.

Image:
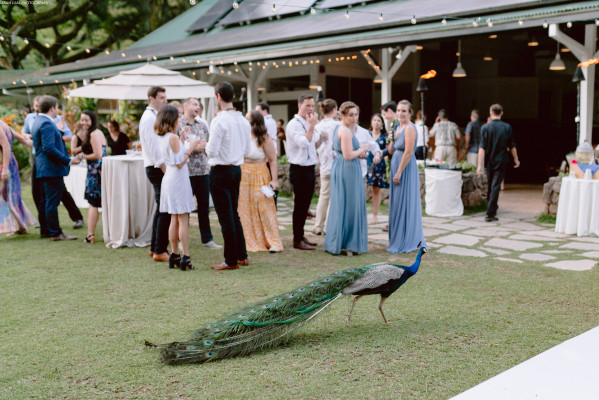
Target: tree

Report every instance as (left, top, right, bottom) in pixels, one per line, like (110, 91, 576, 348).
(0, 0, 192, 69)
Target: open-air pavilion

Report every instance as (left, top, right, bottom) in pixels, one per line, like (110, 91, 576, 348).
(1, 0, 599, 183)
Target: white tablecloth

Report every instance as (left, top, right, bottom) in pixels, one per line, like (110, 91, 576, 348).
(64, 164, 88, 208)
(101, 155, 156, 248)
(555, 177, 599, 236)
(425, 168, 463, 217)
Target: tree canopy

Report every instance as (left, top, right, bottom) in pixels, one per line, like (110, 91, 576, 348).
(0, 0, 192, 69)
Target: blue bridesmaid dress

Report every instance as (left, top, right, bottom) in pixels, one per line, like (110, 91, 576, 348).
(387, 123, 426, 253)
(324, 126, 368, 255)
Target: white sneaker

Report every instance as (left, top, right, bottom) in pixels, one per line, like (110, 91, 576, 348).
(202, 240, 223, 249)
(269, 247, 282, 253)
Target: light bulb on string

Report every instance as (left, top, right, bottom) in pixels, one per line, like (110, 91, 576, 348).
(566, 21, 572, 28)
(0, 35, 4, 41)
(85, 48, 91, 53)
(271, 4, 276, 13)
(543, 20, 548, 28)
(378, 13, 383, 22)
(121, 52, 126, 57)
(105, 50, 110, 55)
(44, 43, 50, 48)
(472, 19, 478, 27)
(411, 15, 417, 24)
(67, 45, 72, 51)
(23, 39, 29, 44)
(310, 7, 315, 15)
(487, 19, 493, 27)
(518, 20, 523, 26)
(345, 10, 350, 19)
(441, 18, 447, 25)
(232, 1, 238, 8)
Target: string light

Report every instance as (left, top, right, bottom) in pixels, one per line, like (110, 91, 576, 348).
(411, 15, 417, 24)
(310, 7, 315, 15)
(44, 43, 50, 48)
(23, 39, 29, 44)
(232, 1, 239, 8)
(105, 50, 110, 55)
(596, 19, 599, 26)
(170, 56, 174, 61)
(543, 20, 548, 28)
(85, 48, 91, 53)
(0, 35, 4, 41)
(66, 45, 72, 51)
(487, 18, 493, 27)
(518, 20, 523, 26)
(121, 52, 126, 57)
(345, 10, 350, 19)
(472, 19, 478, 27)
(441, 18, 447, 25)
(153, 56, 158, 60)
(271, 4, 276, 13)
(566, 21, 572, 28)
(378, 13, 383, 22)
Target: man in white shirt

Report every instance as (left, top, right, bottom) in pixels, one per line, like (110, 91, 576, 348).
(206, 81, 252, 270)
(311, 99, 338, 235)
(286, 94, 319, 250)
(255, 102, 277, 151)
(430, 109, 461, 164)
(139, 86, 170, 262)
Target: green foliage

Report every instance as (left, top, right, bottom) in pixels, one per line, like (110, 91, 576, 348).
(463, 200, 488, 215)
(278, 154, 288, 165)
(11, 141, 30, 172)
(537, 213, 557, 224)
(456, 161, 477, 174)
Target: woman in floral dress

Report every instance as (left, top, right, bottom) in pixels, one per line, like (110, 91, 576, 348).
(72, 111, 106, 244)
(0, 120, 36, 235)
(366, 113, 389, 224)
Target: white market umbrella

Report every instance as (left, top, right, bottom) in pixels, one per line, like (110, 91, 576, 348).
(68, 63, 214, 100)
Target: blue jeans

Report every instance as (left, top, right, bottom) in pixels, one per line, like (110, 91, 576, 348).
(209, 166, 247, 266)
(190, 175, 213, 244)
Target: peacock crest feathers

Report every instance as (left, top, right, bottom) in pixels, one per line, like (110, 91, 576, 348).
(149, 263, 396, 364)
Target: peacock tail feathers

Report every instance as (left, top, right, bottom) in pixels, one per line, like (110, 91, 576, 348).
(150, 263, 390, 364)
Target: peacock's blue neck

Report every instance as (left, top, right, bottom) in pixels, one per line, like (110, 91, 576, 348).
(404, 247, 425, 275)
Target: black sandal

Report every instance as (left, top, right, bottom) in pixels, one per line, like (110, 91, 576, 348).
(169, 253, 181, 269)
(180, 255, 194, 271)
(84, 234, 96, 244)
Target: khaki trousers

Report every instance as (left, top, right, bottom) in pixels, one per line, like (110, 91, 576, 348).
(313, 173, 330, 233)
(434, 145, 457, 164)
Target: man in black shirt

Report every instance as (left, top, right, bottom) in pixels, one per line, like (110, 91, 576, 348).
(477, 104, 520, 222)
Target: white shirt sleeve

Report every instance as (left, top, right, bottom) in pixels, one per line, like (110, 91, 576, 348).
(287, 120, 310, 149)
(206, 117, 223, 159)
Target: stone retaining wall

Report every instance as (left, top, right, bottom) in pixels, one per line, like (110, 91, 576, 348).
(279, 164, 487, 208)
(542, 176, 562, 216)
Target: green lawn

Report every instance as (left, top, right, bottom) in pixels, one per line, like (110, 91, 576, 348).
(1, 186, 598, 399)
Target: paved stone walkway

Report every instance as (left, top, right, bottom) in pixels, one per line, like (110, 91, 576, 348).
(272, 184, 597, 271)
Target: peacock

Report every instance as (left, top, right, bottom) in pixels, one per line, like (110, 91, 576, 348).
(146, 246, 427, 364)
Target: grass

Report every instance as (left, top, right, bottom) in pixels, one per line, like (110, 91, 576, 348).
(537, 213, 557, 224)
(1, 186, 598, 399)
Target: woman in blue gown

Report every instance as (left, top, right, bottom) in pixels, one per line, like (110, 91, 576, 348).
(387, 100, 426, 254)
(324, 101, 371, 256)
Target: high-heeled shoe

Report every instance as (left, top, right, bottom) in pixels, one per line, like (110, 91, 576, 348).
(169, 253, 181, 269)
(180, 255, 194, 271)
(84, 234, 95, 244)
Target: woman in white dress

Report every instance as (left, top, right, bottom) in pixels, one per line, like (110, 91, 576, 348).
(155, 105, 201, 270)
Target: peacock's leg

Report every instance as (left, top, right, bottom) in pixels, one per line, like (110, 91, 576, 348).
(346, 295, 362, 326)
(378, 296, 389, 324)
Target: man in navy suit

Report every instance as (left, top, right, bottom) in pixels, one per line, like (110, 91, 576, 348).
(31, 96, 77, 241)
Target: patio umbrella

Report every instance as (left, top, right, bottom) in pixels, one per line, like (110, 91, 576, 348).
(68, 63, 214, 100)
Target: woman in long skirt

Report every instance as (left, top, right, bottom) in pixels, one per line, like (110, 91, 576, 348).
(324, 101, 371, 256)
(0, 120, 36, 235)
(387, 100, 426, 254)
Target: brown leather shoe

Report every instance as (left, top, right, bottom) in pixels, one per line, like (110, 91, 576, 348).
(148, 251, 154, 258)
(293, 240, 315, 250)
(303, 236, 317, 246)
(238, 259, 249, 266)
(50, 233, 77, 241)
(211, 262, 239, 270)
(153, 252, 169, 262)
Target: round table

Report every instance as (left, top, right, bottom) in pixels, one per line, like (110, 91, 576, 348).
(425, 168, 463, 217)
(101, 155, 156, 248)
(555, 177, 599, 237)
(63, 163, 88, 208)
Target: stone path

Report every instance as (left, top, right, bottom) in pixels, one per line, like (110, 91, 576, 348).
(197, 184, 597, 271)
(285, 184, 597, 271)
